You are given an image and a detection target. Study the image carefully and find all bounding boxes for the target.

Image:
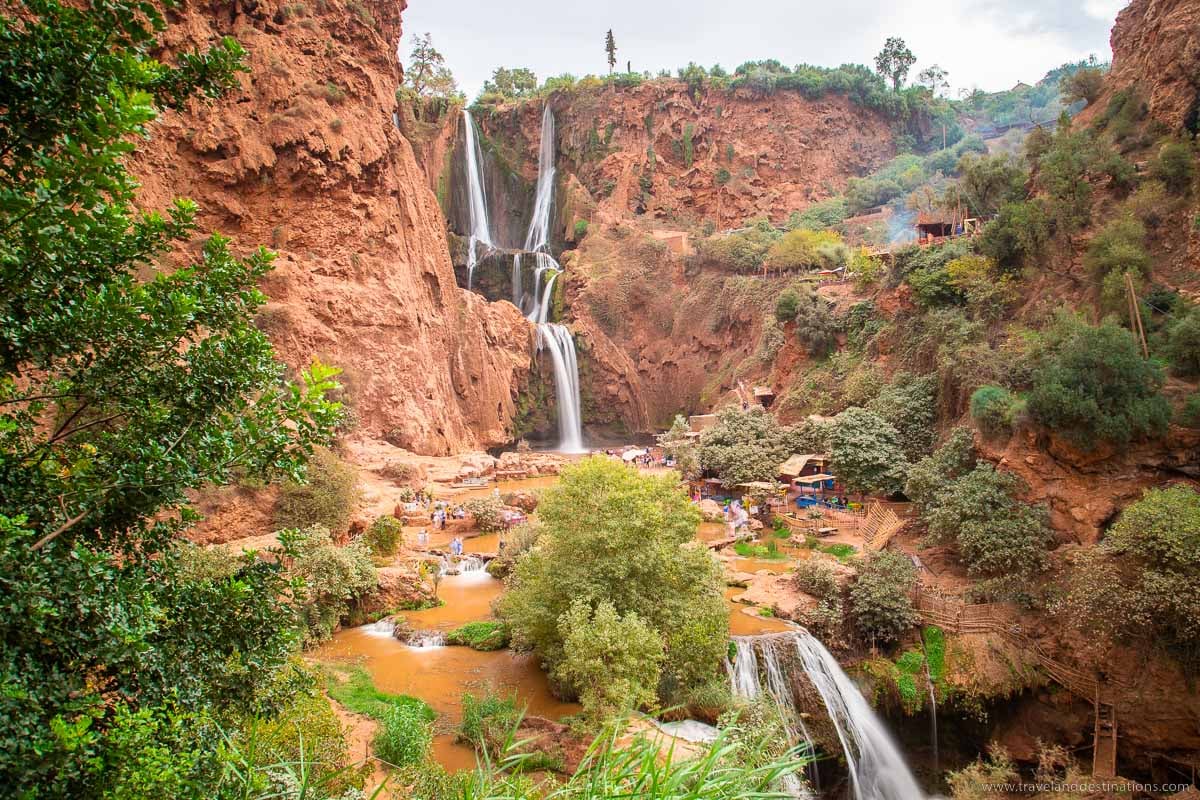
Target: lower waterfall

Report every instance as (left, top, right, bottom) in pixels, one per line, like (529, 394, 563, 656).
(728, 631, 924, 800)
(536, 323, 584, 453)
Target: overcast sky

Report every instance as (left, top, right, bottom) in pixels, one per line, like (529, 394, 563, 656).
(399, 0, 1127, 100)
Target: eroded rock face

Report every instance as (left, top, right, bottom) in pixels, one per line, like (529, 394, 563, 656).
(131, 0, 532, 456)
(1095, 0, 1200, 132)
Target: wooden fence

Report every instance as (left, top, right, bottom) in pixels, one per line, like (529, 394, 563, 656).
(861, 504, 905, 551)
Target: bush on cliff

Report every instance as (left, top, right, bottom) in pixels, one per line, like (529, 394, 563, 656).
(499, 457, 727, 710)
(282, 525, 377, 645)
(1026, 316, 1170, 448)
(848, 551, 918, 645)
(275, 447, 359, 532)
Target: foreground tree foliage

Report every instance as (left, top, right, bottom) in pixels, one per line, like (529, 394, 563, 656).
(499, 457, 728, 714)
(0, 0, 341, 794)
(698, 406, 822, 486)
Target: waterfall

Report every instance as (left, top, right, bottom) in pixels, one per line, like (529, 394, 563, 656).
(727, 636, 817, 798)
(462, 109, 494, 290)
(519, 105, 584, 452)
(537, 324, 584, 453)
(791, 632, 924, 800)
(728, 632, 924, 800)
(524, 105, 557, 253)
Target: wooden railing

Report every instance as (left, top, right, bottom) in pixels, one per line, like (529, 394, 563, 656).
(861, 504, 904, 551)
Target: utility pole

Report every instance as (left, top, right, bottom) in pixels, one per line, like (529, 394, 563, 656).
(1124, 271, 1149, 358)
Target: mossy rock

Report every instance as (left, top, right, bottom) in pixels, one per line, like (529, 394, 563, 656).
(445, 620, 510, 651)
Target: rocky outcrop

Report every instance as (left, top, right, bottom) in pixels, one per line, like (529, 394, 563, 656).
(1092, 0, 1200, 133)
(132, 0, 533, 455)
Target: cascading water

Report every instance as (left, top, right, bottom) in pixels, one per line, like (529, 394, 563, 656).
(517, 105, 584, 452)
(728, 632, 924, 800)
(461, 109, 494, 290)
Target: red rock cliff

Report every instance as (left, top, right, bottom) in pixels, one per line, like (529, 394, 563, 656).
(132, 0, 532, 455)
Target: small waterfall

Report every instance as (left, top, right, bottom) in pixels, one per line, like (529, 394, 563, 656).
(537, 324, 584, 453)
(439, 554, 486, 576)
(462, 109, 494, 290)
(728, 632, 924, 800)
(403, 630, 447, 649)
(363, 619, 397, 638)
(727, 636, 816, 798)
(511, 253, 523, 307)
(791, 632, 924, 800)
(523, 105, 557, 253)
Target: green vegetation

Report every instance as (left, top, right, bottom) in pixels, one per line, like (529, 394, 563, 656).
(969, 385, 1022, 438)
(499, 458, 728, 715)
(283, 525, 378, 645)
(458, 691, 520, 755)
(1164, 306, 1200, 376)
(446, 620, 510, 651)
(1026, 316, 1170, 448)
(402, 32, 462, 102)
(924, 465, 1051, 588)
(1151, 139, 1196, 194)
(848, 550, 918, 644)
(868, 372, 937, 461)
(275, 446, 359, 532)
(465, 495, 507, 532)
(0, 0, 348, 792)
(698, 406, 822, 486)
(904, 427, 977, 515)
(1060, 66, 1105, 105)
(764, 229, 849, 272)
(828, 407, 908, 495)
(554, 600, 665, 720)
(480, 66, 538, 100)
(657, 414, 701, 479)
(1059, 486, 1200, 666)
(573, 218, 589, 239)
(364, 514, 404, 557)
(874, 37, 915, 93)
(326, 666, 435, 769)
(733, 539, 787, 559)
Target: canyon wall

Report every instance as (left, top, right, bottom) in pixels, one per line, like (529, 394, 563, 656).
(132, 0, 532, 455)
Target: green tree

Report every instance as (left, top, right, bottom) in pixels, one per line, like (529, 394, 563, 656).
(283, 525, 377, 645)
(499, 457, 727, 705)
(404, 32, 459, 99)
(925, 465, 1051, 581)
(698, 406, 820, 486)
(274, 446, 358, 532)
(1059, 66, 1105, 105)
(1026, 316, 1170, 448)
(956, 153, 1027, 217)
(848, 550, 918, 644)
(827, 408, 908, 495)
(1036, 116, 1096, 233)
(604, 29, 617, 74)
(657, 414, 700, 480)
(917, 64, 949, 97)
(364, 514, 404, 557)
(553, 600, 665, 720)
(874, 37, 916, 93)
(0, 0, 341, 792)
(904, 427, 976, 515)
(482, 66, 538, 99)
(1164, 307, 1200, 376)
(868, 372, 937, 462)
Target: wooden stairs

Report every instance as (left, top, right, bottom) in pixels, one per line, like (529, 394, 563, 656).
(1093, 696, 1118, 779)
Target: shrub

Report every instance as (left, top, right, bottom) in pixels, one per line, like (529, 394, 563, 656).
(792, 289, 840, 357)
(827, 407, 909, 495)
(925, 464, 1051, 580)
(1151, 139, 1195, 194)
(694, 225, 778, 272)
(282, 525, 377, 645)
(245, 683, 360, 796)
(978, 200, 1050, 273)
(848, 551, 918, 644)
(868, 372, 937, 461)
(969, 385, 1021, 437)
(787, 196, 848, 231)
(1027, 317, 1170, 447)
(904, 427, 976, 514)
(763, 229, 848, 272)
(465, 496, 506, 532)
(774, 288, 800, 323)
(1180, 393, 1200, 428)
(1060, 66, 1104, 104)
(552, 600, 665, 721)
(573, 219, 589, 239)
(275, 447, 358, 532)
(946, 254, 1017, 318)
(499, 458, 727, 706)
(1083, 215, 1150, 284)
(458, 691, 520, 753)
(364, 514, 403, 557)
(793, 558, 839, 597)
(375, 702, 433, 767)
(657, 415, 701, 480)
(445, 620, 509, 651)
(1164, 307, 1200, 376)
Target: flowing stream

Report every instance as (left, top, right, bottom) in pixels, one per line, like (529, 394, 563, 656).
(728, 631, 924, 800)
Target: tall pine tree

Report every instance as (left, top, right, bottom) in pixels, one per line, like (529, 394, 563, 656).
(605, 29, 617, 73)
